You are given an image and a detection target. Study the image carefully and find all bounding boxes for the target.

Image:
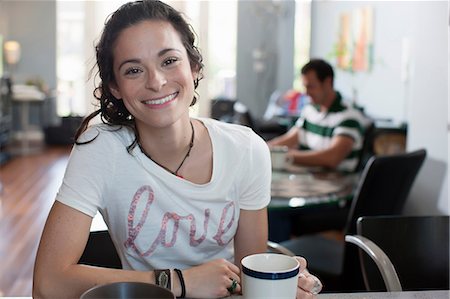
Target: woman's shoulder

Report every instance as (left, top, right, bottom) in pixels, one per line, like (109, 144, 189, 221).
(200, 117, 255, 139)
(77, 123, 134, 147)
(200, 117, 268, 152)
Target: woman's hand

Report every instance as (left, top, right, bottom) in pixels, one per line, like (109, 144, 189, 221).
(296, 257, 323, 298)
(182, 259, 241, 298)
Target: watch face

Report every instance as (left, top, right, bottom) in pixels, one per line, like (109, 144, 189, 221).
(158, 270, 170, 289)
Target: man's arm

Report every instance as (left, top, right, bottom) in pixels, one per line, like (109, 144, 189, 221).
(267, 127, 300, 148)
(288, 135, 354, 169)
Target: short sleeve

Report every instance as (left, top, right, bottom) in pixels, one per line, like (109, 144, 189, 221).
(294, 116, 305, 128)
(56, 127, 117, 217)
(238, 132, 271, 210)
(333, 116, 364, 146)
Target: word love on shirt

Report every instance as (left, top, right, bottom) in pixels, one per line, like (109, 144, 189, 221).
(124, 185, 236, 256)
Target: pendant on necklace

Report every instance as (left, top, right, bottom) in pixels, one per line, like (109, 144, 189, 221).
(137, 120, 194, 179)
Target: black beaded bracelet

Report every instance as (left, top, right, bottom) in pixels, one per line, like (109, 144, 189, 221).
(174, 268, 186, 298)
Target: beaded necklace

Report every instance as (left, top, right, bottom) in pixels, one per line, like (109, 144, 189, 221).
(138, 121, 194, 179)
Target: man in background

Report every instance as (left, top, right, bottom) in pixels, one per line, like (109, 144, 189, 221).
(268, 59, 367, 173)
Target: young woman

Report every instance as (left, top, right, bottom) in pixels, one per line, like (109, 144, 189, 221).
(33, 1, 321, 298)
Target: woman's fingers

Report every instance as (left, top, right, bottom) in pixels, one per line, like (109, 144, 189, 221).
(227, 260, 241, 278)
(225, 262, 241, 295)
(183, 258, 242, 298)
(295, 256, 307, 272)
(294, 256, 322, 298)
(298, 271, 322, 294)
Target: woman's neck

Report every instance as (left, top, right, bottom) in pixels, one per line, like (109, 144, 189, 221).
(136, 118, 196, 170)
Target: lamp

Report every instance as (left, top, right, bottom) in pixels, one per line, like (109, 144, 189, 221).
(3, 40, 21, 77)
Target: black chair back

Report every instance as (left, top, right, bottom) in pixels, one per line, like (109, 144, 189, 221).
(210, 98, 236, 122)
(354, 122, 375, 172)
(357, 215, 449, 291)
(344, 149, 426, 235)
(78, 230, 122, 269)
(232, 101, 255, 129)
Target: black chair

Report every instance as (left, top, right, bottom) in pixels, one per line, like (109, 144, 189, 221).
(210, 98, 288, 140)
(348, 215, 449, 291)
(284, 121, 375, 239)
(78, 230, 122, 269)
(269, 149, 427, 292)
(355, 121, 375, 172)
(210, 97, 236, 123)
(231, 101, 255, 128)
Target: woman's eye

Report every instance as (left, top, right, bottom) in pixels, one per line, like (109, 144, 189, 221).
(162, 57, 178, 67)
(124, 67, 142, 75)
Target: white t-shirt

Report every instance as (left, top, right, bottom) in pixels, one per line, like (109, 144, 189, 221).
(56, 118, 271, 270)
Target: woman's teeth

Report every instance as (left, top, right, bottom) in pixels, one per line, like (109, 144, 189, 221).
(143, 92, 177, 105)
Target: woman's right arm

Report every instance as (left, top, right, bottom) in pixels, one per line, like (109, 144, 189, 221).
(33, 201, 155, 299)
(33, 201, 240, 298)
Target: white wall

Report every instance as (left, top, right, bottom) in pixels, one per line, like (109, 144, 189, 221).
(1, 1, 57, 89)
(237, 0, 295, 118)
(311, 1, 417, 122)
(404, 1, 448, 215)
(310, 1, 448, 215)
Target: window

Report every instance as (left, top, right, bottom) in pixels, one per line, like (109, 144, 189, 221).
(293, 0, 311, 91)
(56, 1, 86, 117)
(57, 0, 238, 118)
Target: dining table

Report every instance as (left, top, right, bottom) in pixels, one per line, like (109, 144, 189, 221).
(268, 163, 359, 242)
(16, 290, 450, 299)
(229, 290, 449, 299)
(269, 164, 357, 210)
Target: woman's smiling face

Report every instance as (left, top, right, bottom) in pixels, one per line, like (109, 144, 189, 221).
(109, 20, 197, 128)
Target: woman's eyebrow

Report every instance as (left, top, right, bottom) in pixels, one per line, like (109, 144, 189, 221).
(118, 59, 141, 71)
(117, 48, 182, 71)
(158, 48, 182, 57)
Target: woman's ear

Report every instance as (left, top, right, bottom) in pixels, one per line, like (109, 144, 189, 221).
(191, 64, 200, 81)
(109, 83, 122, 100)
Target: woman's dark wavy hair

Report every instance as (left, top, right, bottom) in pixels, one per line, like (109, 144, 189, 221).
(75, 0, 204, 151)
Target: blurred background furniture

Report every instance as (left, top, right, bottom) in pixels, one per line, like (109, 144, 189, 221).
(353, 215, 449, 291)
(345, 234, 402, 292)
(11, 84, 45, 155)
(344, 149, 426, 233)
(78, 230, 122, 269)
(210, 97, 288, 141)
(280, 118, 375, 239)
(43, 115, 83, 145)
(268, 166, 358, 242)
(269, 149, 427, 292)
(210, 97, 236, 123)
(371, 121, 407, 156)
(0, 76, 13, 164)
(354, 121, 375, 172)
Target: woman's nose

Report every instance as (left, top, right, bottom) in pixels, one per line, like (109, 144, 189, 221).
(145, 69, 167, 91)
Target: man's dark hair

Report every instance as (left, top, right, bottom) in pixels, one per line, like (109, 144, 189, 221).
(301, 59, 334, 84)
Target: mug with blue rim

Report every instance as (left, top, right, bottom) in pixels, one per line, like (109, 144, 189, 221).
(241, 253, 299, 299)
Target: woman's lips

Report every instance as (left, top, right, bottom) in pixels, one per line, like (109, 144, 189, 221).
(142, 92, 178, 108)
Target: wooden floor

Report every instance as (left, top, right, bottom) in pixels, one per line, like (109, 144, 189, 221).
(0, 145, 72, 296)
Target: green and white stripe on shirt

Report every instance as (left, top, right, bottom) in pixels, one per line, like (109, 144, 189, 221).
(295, 92, 366, 172)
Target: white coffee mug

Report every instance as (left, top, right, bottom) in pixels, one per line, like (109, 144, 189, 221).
(270, 146, 290, 171)
(241, 253, 299, 299)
